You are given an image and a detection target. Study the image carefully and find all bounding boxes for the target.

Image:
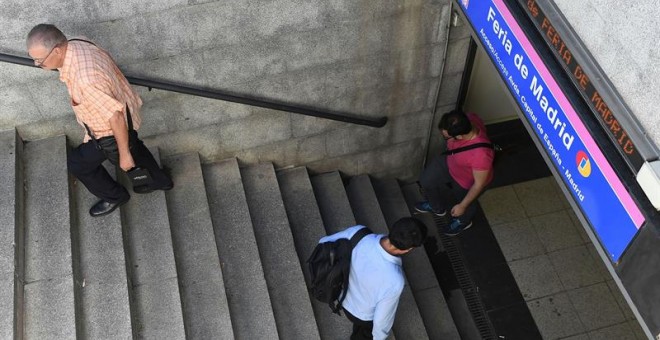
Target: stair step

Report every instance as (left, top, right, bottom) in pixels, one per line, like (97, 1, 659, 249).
(400, 183, 479, 340)
(72, 161, 131, 340)
(0, 130, 19, 339)
(242, 163, 320, 339)
(374, 179, 461, 339)
(372, 179, 438, 290)
(23, 135, 75, 339)
(346, 175, 389, 233)
(119, 148, 185, 340)
(163, 153, 234, 340)
(346, 174, 426, 340)
(311, 173, 401, 339)
(399, 183, 445, 251)
(310, 172, 356, 233)
(277, 167, 354, 340)
(202, 158, 278, 339)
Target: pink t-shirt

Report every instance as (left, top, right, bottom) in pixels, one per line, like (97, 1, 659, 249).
(446, 113, 495, 189)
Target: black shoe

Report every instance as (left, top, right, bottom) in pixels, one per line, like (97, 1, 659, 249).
(133, 182, 174, 194)
(89, 196, 129, 217)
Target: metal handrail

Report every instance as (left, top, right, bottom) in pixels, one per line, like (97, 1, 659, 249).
(0, 52, 388, 128)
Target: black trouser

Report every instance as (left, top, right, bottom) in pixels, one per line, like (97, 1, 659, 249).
(419, 154, 479, 224)
(344, 308, 373, 340)
(68, 131, 172, 203)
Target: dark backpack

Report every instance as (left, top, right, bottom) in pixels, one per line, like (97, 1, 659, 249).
(307, 227, 372, 315)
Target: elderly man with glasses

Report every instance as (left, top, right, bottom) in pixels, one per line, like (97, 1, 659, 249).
(26, 24, 173, 217)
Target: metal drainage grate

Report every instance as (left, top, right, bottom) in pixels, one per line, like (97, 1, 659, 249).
(434, 215, 499, 340)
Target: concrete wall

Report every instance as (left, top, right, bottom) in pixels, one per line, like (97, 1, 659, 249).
(553, 0, 660, 151)
(427, 8, 472, 161)
(0, 0, 453, 181)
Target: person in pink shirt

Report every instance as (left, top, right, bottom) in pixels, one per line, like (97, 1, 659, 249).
(415, 109, 495, 235)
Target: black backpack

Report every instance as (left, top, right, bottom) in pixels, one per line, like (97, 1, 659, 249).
(307, 227, 372, 314)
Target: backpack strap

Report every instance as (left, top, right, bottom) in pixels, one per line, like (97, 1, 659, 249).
(68, 38, 96, 45)
(334, 227, 373, 314)
(69, 38, 135, 141)
(349, 227, 372, 248)
(442, 142, 494, 156)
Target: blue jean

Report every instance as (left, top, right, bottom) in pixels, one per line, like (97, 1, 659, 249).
(419, 154, 479, 224)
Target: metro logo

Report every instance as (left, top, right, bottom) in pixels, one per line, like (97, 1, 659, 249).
(576, 151, 592, 177)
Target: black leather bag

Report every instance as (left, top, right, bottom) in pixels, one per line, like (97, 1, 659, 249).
(84, 108, 154, 187)
(126, 167, 153, 187)
(93, 135, 154, 188)
(94, 132, 135, 163)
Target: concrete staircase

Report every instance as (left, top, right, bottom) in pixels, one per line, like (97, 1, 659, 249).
(0, 128, 460, 340)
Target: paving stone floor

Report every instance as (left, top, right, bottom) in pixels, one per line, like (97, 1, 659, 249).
(479, 176, 649, 340)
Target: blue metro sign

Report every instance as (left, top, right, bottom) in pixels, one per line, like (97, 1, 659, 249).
(458, 0, 645, 261)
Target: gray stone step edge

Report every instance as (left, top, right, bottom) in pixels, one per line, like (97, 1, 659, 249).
(68, 157, 133, 340)
(201, 158, 279, 340)
(276, 166, 356, 340)
(241, 163, 320, 340)
(117, 147, 185, 340)
(308, 171, 397, 339)
(345, 175, 389, 234)
(14, 132, 25, 340)
(162, 152, 234, 340)
(309, 172, 394, 339)
(373, 178, 461, 340)
(23, 135, 76, 340)
(400, 182, 482, 340)
(0, 130, 22, 340)
(310, 172, 356, 233)
(67, 160, 84, 340)
(345, 174, 427, 340)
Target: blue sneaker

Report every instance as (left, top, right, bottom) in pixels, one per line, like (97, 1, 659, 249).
(444, 218, 473, 236)
(414, 201, 447, 217)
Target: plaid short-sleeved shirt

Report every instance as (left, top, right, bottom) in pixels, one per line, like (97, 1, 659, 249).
(59, 40, 142, 142)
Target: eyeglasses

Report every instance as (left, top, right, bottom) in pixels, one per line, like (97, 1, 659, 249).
(33, 44, 58, 67)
